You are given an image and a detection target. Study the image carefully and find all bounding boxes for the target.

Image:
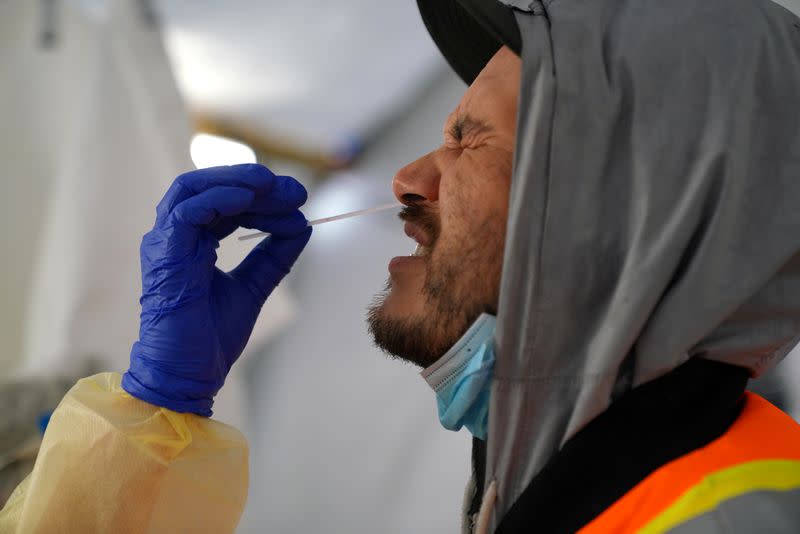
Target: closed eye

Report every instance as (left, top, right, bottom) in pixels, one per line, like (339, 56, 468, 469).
(445, 114, 492, 146)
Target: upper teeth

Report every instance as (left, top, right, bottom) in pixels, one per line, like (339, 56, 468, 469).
(412, 244, 424, 256)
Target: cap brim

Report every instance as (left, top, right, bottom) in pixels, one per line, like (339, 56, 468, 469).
(417, 0, 521, 85)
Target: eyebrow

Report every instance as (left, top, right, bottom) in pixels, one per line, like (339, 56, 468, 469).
(447, 114, 492, 142)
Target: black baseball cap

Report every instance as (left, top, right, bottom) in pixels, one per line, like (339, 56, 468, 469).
(416, 0, 522, 85)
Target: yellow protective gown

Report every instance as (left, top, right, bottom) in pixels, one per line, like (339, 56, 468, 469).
(0, 373, 248, 533)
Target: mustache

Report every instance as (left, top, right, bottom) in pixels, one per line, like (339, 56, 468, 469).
(398, 203, 440, 245)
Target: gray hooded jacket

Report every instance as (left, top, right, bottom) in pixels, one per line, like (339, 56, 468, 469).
(419, 0, 800, 531)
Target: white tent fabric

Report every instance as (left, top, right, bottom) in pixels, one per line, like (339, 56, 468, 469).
(0, 0, 294, 428)
(157, 0, 446, 158)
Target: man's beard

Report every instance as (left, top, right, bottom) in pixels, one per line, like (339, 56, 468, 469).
(367, 204, 502, 368)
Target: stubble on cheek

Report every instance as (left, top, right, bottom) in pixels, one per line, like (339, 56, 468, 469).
(425, 206, 505, 321)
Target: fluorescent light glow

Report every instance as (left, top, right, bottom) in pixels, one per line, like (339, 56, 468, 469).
(190, 133, 257, 169)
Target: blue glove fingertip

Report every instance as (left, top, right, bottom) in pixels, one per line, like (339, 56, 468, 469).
(266, 210, 310, 238)
(269, 175, 308, 208)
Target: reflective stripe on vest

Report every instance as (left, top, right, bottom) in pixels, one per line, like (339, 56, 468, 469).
(578, 393, 800, 534)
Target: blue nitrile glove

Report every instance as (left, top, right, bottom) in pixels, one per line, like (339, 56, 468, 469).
(121, 164, 311, 416)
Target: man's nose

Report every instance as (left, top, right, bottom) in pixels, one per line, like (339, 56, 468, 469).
(392, 152, 440, 205)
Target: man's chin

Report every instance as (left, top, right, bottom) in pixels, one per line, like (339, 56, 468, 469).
(366, 290, 444, 368)
(366, 286, 480, 369)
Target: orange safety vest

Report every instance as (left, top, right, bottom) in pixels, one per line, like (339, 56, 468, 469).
(579, 393, 800, 533)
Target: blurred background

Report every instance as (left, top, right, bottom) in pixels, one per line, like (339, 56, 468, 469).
(1, 1, 799, 532)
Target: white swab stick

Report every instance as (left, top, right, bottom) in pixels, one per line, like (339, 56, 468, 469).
(237, 201, 402, 241)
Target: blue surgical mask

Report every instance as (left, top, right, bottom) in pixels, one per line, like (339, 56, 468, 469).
(421, 314, 496, 440)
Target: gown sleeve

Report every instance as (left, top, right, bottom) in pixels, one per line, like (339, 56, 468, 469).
(0, 372, 248, 533)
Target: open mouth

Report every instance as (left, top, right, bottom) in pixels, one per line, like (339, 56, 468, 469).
(404, 221, 432, 258)
(411, 243, 429, 257)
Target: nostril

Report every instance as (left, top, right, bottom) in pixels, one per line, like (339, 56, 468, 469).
(401, 193, 426, 204)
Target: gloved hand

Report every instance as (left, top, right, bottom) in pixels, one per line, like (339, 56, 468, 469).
(121, 164, 311, 416)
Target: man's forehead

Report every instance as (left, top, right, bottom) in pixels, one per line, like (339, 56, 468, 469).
(446, 73, 498, 123)
(462, 77, 497, 111)
(444, 48, 521, 135)
(445, 76, 515, 132)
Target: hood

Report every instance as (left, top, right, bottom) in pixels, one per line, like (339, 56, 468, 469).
(419, 0, 800, 529)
